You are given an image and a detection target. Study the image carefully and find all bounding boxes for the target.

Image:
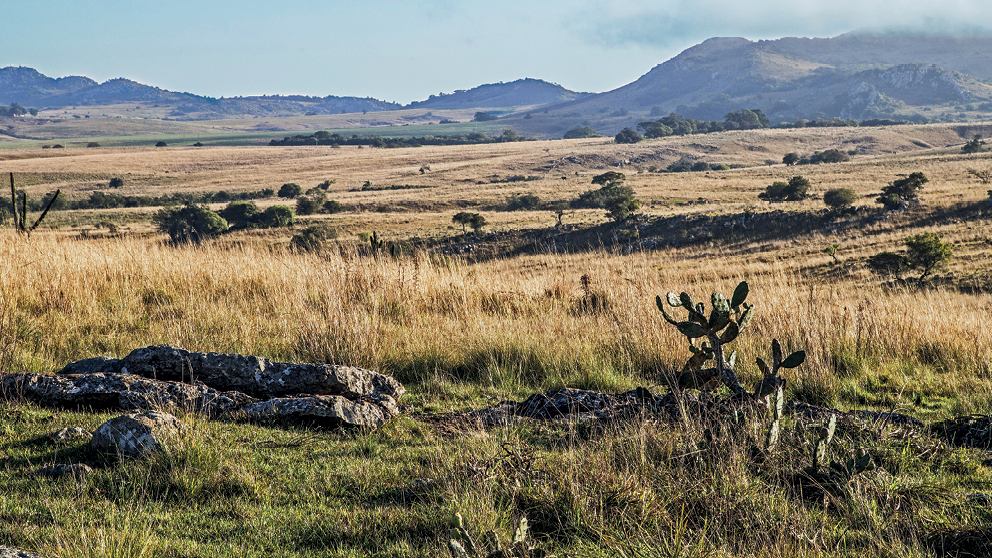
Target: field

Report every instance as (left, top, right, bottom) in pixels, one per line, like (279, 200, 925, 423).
(2, 122, 992, 557)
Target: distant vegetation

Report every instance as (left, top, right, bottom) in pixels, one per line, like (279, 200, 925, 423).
(269, 130, 529, 148)
(563, 126, 600, 139)
(6, 188, 275, 212)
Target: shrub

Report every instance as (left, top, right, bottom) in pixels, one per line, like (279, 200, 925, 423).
(316, 180, 334, 190)
(759, 176, 810, 202)
(290, 226, 336, 252)
(962, 134, 987, 154)
(193, 142, 204, 147)
(605, 193, 640, 222)
(278, 183, 303, 199)
(666, 158, 694, 173)
(155, 141, 167, 147)
(823, 188, 858, 209)
(709, 164, 730, 171)
(52, 144, 64, 149)
(219, 201, 259, 229)
(783, 152, 800, 166)
(876, 172, 927, 209)
(295, 190, 327, 215)
(323, 200, 343, 213)
(472, 112, 496, 122)
(40, 191, 69, 211)
(452, 212, 486, 234)
(108, 177, 125, 188)
(867, 252, 908, 276)
(259, 205, 295, 227)
(691, 161, 711, 172)
(87, 142, 100, 148)
(153, 204, 228, 244)
(614, 128, 643, 144)
(506, 194, 542, 211)
(905, 232, 953, 282)
(563, 126, 599, 139)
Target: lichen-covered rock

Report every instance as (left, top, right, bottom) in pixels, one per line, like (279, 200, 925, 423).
(33, 463, 93, 478)
(91, 410, 187, 457)
(51, 427, 90, 442)
(115, 345, 404, 400)
(1, 372, 257, 415)
(56, 356, 123, 375)
(0, 546, 47, 558)
(235, 394, 399, 429)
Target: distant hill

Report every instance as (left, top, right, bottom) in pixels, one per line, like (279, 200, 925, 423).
(407, 78, 589, 111)
(505, 32, 992, 137)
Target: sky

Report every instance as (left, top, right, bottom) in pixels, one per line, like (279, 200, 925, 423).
(2, 0, 990, 104)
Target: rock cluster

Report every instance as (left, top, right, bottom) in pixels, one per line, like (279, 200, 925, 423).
(1, 345, 405, 429)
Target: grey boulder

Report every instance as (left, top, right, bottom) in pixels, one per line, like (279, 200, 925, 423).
(236, 394, 399, 429)
(91, 410, 188, 457)
(113, 345, 404, 400)
(0, 547, 47, 558)
(51, 427, 90, 442)
(1, 372, 257, 415)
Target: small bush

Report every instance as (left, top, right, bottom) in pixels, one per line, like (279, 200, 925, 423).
(506, 194, 542, 211)
(219, 201, 259, 229)
(155, 141, 167, 147)
(867, 252, 908, 276)
(823, 188, 857, 209)
(614, 128, 643, 144)
(259, 205, 295, 227)
(759, 176, 810, 202)
(87, 142, 100, 148)
(109, 177, 125, 188)
(278, 183, 303, 199)
(153, 204, 228, 243)
(296, 190, 327, 215)
(323, 200, 343, 213)
(291, 226, 336, 252)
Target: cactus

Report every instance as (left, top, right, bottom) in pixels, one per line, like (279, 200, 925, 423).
(812, 414, 837, 468)
(656, 281, 806, 401)
(7, 173, 61, 239)
(765, 384, 784, 449)
(369, 231, 384, 253)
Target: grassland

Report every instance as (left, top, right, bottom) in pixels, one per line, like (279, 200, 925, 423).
(2, 122, 992, 557)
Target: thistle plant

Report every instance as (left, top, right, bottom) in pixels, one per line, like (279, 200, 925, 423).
(656, 281, 806, 401)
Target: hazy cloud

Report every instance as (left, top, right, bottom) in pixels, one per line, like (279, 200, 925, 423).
(571, 0, 992, 49)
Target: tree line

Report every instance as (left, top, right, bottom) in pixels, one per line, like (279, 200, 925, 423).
(269, 130, 527, 148)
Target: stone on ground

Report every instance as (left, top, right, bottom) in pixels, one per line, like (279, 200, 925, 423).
(90, 410, 188, 457)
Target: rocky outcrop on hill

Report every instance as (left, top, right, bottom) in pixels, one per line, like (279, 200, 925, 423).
(2, 345, 405, 429)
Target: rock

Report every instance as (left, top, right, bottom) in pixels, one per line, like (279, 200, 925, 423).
(235, 394, 399, 429)
(51, 427, 90, 442)
(1, 372, 257, 415)
(32, 463, 93, 478)
(0, 547, 47, 558)
(112, 345, 404, 400)
(91, 410, 188, 457)
(56, 356, 123, 375)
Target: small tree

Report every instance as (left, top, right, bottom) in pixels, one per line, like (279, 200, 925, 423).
(452, 212, 485, 234)
(877, 172, 927, 210)
(962, 135, 987, 154)
(323, 199, 343, 213)
(823, 244, 840, 262)
(550, 201, 570, 227)
(904, 232, 953, 282)
(260, 205, 295, 227)
(473, 112, 496, 122)
(290, 225, 336, 252)
(783, 152, 800, 166)
(967, 168, 992, 185)
(296, 189, 327, 215)
(506, 194, 541, 211)
(220, 201, 259, 229)
(823, 188, 857, 209)
(614, 128, 643, 144)
(278, 183, 303, 199)
(109, 177, 125, 188)
(592, 171, 626, 188)
(606, 193, 640, 222)
(759, 176, 810, 202)
(155, 141, 167, 147)
(153, 204, 228, 244)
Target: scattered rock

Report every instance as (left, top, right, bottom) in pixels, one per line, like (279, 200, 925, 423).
(51, 426, 90, 442)
(235, 394, 400, 429)
(32, 463, 93, 478)
(0, 547, 47, 558)
(85, 345, 405, 400)
(932, 415, 992, 449)
(56, 356, 123, 375)
(90, 410, 188, 457)
(2, 372, 257, 415)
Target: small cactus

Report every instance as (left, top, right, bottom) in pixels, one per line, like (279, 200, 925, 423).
(448, 514, 550, 558)
(8, 173, 61, 239)
(765, 384, 785, 449)
(812, 414, 837, 469)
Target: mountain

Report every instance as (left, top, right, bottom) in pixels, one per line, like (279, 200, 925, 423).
(407, 78, 589, 111)
(506, 33, 992, 137)
(0, 67, 97, 105)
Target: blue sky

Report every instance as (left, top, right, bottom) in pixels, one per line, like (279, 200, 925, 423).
(2, 0, 989, 104)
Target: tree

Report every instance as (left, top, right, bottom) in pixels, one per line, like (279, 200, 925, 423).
(823, 188, 858, 209)
(500, 129, 519, 142)
(473, 112, 497, 122)
(637, 121, 674, 138)
(758, 176, 810, 202)
(563, 126, 599, 139)
(259, 205, 295, 227)
(823, 244, 840, 262)
(904, 232, 953, 282)
(220, 201, 259, 229)
(724, 109, 763, 130)
(783, 152, 800, 166)
(967, 168, 992, 185)
(296, 189, 327, 215)
(452, 212, 485, 234)
(962, 134, 987, 154)
(550, 201, 570, 227)
(877, 172, 928, 209)
(614, 128, 643, 144)
(506, 194, 541, 211)
(108, 177, 125, 188)
(323, 199, 343, 213)
(153, 204, 228, 244)
(592, 171, 626, 187)
(155, 141, 167, 147)
(605, 192, 640, 222)
(278, 183, 303, 199)
(290, 225, 336, 252)
(29, 108, 38, 116)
